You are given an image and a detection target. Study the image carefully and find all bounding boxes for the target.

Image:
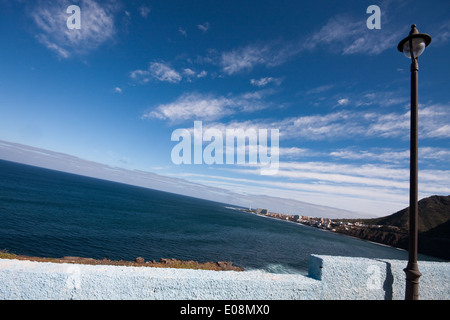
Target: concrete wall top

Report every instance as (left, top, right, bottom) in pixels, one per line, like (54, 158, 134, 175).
(308, 255, 450, 300)
(0, 258, 320, 300)
(1, 255, 448, 300)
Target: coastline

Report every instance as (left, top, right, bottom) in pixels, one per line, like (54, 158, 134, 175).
(238, 208, 448, 261)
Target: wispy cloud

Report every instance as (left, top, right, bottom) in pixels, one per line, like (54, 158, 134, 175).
(219, 41, 299, 75)
(139, 5, 151, 18)
(305, 84, 335, 95)
(329, 146, 450, 164)
(197, 22, 210, 33)
(354, 91, 409, 108)
(197, 70, 208, 78)
(169, 134, 450, 215)
(130, 61, 208, 84)
(193, 103, 450, 141)
(178, 27, 187, 37)
(330, 148, 410, 163)
(129, 69, 151, 83)
(223, 159, 450, 212)
(130, 61, 182, 84)
(30, 0, 120, 58)
(148, 62, 182, 83)
(365, 104, 450, 139)
(145, 93, 235, 122)
(305, 7, 406, 56)
(337, 98, 349, 106)
(430, 19, 450, 45)
(313, 104, 448, 140)
(420, 147, 450, 162)
(277, 111, 363, 140)
(216, 5, 406, 75)
(143, 90, 273, 122)
(183, 68, 208, 81)
(220, 44, 270, 75)
(250, 77, 283, 87)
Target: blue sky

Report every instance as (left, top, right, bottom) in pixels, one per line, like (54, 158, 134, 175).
(0, 0, 449, 217)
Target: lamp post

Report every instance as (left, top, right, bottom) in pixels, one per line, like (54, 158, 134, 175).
(397, 24, 431, 300)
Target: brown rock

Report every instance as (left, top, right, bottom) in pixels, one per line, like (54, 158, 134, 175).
(135, 257, 145, 264)
(217, 261, 234, 270)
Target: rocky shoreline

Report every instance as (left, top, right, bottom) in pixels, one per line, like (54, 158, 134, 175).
(242, 196, 450, 261)
(0, 251, 244, 271)
(334, 225, 450, 260)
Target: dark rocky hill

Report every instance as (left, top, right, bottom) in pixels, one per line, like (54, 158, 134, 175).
(336, 195, 450, 260)
(367, 195, 450, 234)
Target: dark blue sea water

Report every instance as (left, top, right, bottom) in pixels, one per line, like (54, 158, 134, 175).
(0, 159, 438, 274)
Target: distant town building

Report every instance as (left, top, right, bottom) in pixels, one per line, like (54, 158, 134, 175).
(256, 208, 269, 215)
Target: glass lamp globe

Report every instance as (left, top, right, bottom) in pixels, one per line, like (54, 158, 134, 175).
(397, 24, 431, 60)
(402, 38, 426, 59)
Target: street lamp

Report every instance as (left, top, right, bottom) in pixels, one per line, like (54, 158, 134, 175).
(397, 24, 431, 300)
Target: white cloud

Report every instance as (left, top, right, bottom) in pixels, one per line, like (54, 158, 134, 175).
(201, 4, 406, 75)
(419, 104, 450, 138)
(220, 41, 298, 75)
(197, 70, 208, 78)
(31, 0, 119, 58)
(144, 93, 235, 122)
(197, 22, 210, 33)
(129, 69, 151, 83)
(144, 91, 272, 122)
(188, 103, 450, 142)
(178, 27, 187, 37)
(228, 159, 450, 211)
(420, 147, 450, 162)
(216, 5, 406, 74)
(149, 62, 182, 83)
(365, 104, 450, 139)
(337, 98, 349, 106)
(275, 161, 408, 185)
(139, 5, 151, 18)
(113, 87, 122, 93)
(305, 13, 406, 56)
(130, 62, 208, 84)
(366, 111, 410, 138)
(35, 34, 70, 58)
(183, 68, 196, 76)
(220, 44, 266, 75)
(216, 14, 399, 75)
(330, 148, 410, 163)
(431, 19, 450, 45)
(355, 91, 409, 107)
(276, 111, 362, 140)
(130, 61, 182, 84)
(250, 77, 282, 87)
(182, 68, 208, 80)
(318, 146, 450, 165)
(305, 84, 334, 95)
(177, 134, 450, 215)
(190, 166, 407, 216)
(426, 125, 450, 138)
(279, 147, 317, 158)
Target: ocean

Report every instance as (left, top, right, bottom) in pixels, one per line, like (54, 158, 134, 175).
(0, 159, 437, 274)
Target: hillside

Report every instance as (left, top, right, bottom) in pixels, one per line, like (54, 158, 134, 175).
(366, 195, 450, 234)
(336, 195, 450, 260)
